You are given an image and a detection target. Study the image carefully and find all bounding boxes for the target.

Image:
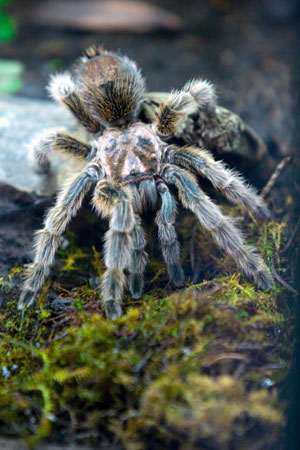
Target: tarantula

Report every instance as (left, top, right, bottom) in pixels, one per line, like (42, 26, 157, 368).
(18, 45, 273, 319)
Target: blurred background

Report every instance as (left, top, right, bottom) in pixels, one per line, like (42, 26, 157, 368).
(0, 1, 299, 449)
(0, 0, 298, 161)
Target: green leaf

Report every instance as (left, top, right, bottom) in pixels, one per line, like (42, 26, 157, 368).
(0, 12, 16, 42)
(0, 59, 24, 94)
(0, 1, 13, 7)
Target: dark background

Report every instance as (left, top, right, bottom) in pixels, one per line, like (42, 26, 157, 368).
(0, 1, 299, 448)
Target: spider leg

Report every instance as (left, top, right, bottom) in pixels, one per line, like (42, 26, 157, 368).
(48, 72, 103, 134)
(18, 165, 101, 310)
(128, 216, 148, 299)
(154, 92, 196, 137)
(154, 79, 216, 136)
(156, 181, 184, 286)
(161, 165, 273, 290)
(163, 146, 270, 220)
(182, 78, 216, 110)
(93, 184, 135, 320)
(30, 130, 92, 174)
(139, 178, 157, 210)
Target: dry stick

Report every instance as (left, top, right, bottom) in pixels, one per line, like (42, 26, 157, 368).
(260, 156, 291, 198)
(260, 155, 297, 295)
(270, 258, 298, 296)
(280, 217, 300, 255)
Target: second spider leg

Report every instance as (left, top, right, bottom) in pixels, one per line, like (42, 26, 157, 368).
(161, 165, 273, 290)
(31, 131, 93, 174)
(128, 216, 148, 299)
(154, 90, 195, 136)
(156, 180, 184, 286)
(93, 184, 136, 319)
(154, 79, 216, 136)
(48, 72, 103, 134)
(18, 165, 100, 310)
(164, 146, 269, 220)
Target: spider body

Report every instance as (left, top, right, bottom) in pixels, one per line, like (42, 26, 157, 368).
(18, 45, 273, 319)
(97, 123, 161, 182)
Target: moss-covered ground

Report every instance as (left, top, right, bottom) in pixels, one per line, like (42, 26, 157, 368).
(0, 204, 294, 449)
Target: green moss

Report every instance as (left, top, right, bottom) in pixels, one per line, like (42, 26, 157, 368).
(0, 213, 292, 448)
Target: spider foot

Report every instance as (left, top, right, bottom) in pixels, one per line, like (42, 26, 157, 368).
(104, 300, 123, 320)
(48, 72, 75, 102)
(18, 290, 37, 310)
(255, 271, 274, 291)
(255, 205, 271, 221)
(129, 273, 144, 299)
(170, 263, 184, 287)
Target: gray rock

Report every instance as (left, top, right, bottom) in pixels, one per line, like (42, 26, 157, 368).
(0, 96, 85, 195)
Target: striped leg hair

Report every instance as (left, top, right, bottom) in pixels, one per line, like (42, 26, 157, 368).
(18, 166, 99, 310)
(93, 184, 136, 319)
(163, 145, 269, 220)
(161, 165, 273, 290)
(30, 130, 92, 174)
(156, 180, 184, 286)
(128, 216, 148, 299)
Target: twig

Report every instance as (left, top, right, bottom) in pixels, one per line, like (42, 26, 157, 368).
(260, 156, 291, 198)
(204, 352, 250, 367)
(45, 331, 68, 346)
(257, 362, 284, 371)
(270, 258, 298, 296)
(279, 217, 300, 255)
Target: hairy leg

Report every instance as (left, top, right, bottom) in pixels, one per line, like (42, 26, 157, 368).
(164, 146, 269, 220)
(156, 181, 184, 286)
(128, 216, 148, 299)
(93, 185, 135, 319)
(30, 130, 92, 173)
(48, 73, 103, 134)
(128, 183, 142, 214)
(139, 178, 157, 210)
(161, 165, 273, 289)
(18, 165, 100, 310)
(154, 79, 216, 136)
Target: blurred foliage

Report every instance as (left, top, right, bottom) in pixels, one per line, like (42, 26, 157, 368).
(0, 0, 16, 42)
(0, 59, 24, 94)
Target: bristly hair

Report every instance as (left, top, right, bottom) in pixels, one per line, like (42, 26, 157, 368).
(82, 44, 105, 60)
(155, 91, 195, 136)
(83, 73, 145, 123)
(72, 45, 146, 125)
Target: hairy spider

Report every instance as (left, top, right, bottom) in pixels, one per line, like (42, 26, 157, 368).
(18, 45, 273, 319)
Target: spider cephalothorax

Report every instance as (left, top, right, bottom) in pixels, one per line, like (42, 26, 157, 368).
(18, 45, 273, 319)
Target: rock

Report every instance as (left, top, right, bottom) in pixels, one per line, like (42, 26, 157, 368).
(30, 0, 183, 33)
(0, 96, 85, 195)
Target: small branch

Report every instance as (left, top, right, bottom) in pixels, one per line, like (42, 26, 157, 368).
(260, 156, 291, 198)
(279, 217, 300, 255)
(270, 258, 298, 296)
